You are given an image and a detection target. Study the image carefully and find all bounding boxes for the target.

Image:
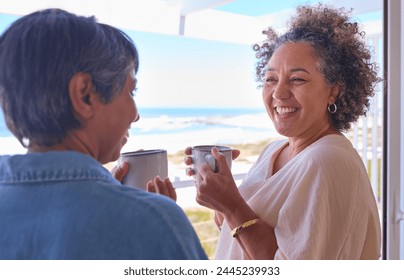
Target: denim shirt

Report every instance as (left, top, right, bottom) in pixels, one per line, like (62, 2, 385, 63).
(0, 151, 207, 260)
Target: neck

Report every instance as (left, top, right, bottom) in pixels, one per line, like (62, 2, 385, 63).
(27, 132, 94, 157)
(287, 127, 341, 157)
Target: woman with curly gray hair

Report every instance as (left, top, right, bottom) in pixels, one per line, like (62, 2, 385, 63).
(182, 4, 382, 259)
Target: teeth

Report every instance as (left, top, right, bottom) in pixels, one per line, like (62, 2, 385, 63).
(276, 107, 297, 115)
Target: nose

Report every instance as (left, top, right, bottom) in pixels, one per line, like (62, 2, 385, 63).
(132, 102, 140, 123)
(132, 113, 140, 123)
(272, 82, 291, 100)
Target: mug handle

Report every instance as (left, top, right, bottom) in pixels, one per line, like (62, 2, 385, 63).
(205, 154, 217, 172)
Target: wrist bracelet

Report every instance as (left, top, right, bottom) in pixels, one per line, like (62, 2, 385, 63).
(231, 218, 260, 237)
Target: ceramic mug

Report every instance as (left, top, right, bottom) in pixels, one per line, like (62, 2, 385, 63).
(120, 149, 168, 189)
(190, 145, 232, 174)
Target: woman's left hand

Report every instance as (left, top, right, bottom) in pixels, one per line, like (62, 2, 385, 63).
(111, 161, 128, 183)
(147, 176, 177, 202)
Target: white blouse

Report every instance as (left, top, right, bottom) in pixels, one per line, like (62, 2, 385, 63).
(215, 135, 381, 259)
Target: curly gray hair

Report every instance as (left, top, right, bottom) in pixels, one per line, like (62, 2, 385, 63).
(253, 4, 382, 131)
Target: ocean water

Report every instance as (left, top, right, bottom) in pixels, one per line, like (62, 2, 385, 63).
(0, 107, 277, 155)
(124, 107, 276, 153)
(130, 107, 271, 135)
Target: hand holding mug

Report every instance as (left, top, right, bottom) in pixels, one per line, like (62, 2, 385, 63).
(111, 161, 129, 182)
(184, 146, 240, 176)
(119, 149, 168, 190)
(194, 146, 243, 213)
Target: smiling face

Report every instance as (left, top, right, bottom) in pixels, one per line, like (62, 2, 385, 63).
(262, 42, 338, 140)
(94, 69, 139, 163)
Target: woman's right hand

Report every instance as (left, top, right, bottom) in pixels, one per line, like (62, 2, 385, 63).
(214, 211, 225, 230)
(191, 147, 244, 215)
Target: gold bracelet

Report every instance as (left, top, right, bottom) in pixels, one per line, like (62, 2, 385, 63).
(231, 218, 260, 237)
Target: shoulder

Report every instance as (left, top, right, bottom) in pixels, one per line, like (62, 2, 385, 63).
(98, 184, 190, 223)
(80, 185, 207, 259)
(303, 134, 361, 167)
(292, 134, 369, 191)
(125, 190, 208, 259)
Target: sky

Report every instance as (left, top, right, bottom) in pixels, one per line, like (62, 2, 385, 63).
(0, 12, 263, 109)
(0, 0, 383, 109)
(129, 31, 262, 109)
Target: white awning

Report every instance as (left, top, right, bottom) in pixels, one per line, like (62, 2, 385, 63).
(0, 0, 382, 43)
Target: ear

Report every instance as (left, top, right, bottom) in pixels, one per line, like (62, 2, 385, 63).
(328, 84, 340, 104)
(68, 72, 98, 120)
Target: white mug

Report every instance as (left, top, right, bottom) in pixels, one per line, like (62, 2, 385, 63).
(120, 149, 168, 189)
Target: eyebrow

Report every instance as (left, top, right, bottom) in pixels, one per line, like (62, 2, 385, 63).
(266, 67, 311, 74)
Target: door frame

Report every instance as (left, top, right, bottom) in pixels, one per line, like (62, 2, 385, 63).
(384, 0, 403, 260)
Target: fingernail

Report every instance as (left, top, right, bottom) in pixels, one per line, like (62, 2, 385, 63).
(185, 168, 193, 176)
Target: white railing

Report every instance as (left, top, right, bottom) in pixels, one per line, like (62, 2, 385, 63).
(173, 173, 246, 189)
(348, 33, 384, 205)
